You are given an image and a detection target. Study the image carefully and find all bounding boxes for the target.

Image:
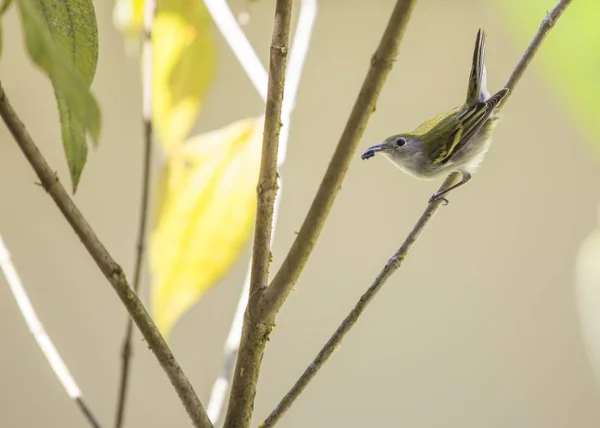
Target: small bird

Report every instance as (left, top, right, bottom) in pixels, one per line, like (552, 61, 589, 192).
(361, 29, 509, 203)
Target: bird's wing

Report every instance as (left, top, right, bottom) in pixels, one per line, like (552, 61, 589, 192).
(433, 88, 509, 166)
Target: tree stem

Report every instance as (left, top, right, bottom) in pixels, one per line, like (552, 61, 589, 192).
(222, 1, 294, 428)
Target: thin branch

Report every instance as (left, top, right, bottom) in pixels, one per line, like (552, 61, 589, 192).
(204, 0, 268, 101)
(259, 174, 459, 428)
(206, 264, 248, 422)
(222, 1, 294, 428)
(248, 0, 292, 298)
(114, 0, 156, 427)
(203, 2, 270, 417)
(76, 398, 103, 428)
(261, 0, 573, 425)
(0, 82, 214, 428)
(206, 0, 316, 418)
(0, 233, 103, 428)
(503, 0, 573, 103)
(263, 0, 417, 313)
(200, 0, 270, 423)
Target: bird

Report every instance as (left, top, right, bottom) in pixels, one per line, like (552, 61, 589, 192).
(361, 29, 509, 204)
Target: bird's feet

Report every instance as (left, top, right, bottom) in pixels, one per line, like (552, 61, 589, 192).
(429, 192, 449, 205)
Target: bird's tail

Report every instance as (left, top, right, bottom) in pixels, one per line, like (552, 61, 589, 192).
(465, 29, 489, 105)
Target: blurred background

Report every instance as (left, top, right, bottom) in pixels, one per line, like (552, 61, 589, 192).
(1, 0, 600, 427)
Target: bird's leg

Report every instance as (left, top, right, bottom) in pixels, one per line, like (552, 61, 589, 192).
(429, 172, 472, 204)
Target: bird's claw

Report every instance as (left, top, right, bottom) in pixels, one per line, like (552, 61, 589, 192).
(429, 193, 449, 205)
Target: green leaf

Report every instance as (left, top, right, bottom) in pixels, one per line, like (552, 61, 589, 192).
(0, 0, 12, 15)
(15, 0, 101, 191)
(0, 0, 10, 59)
(494, 0, 600, 156)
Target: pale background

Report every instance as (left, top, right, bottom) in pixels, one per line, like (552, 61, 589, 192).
(1, 0, 600, 427)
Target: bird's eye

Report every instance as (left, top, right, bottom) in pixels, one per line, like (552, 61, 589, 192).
(395, 138, 406, 147)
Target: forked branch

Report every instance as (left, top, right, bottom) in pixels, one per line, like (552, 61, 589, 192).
(261, 0, 573, 426)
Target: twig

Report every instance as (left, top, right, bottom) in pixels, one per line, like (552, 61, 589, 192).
(222, 1, 294, 428)
(261, 0, 573, 425)
(0, 234, 103, 428)
(259, 174, 459, 428)
(0, 82, 213, 428)
(502, 0, 573, 105)
(206, 2, 316, 422)
(114, 1, 156, 427)
(262, 0, 416, 313)
(203, 0, 268, 101)
(248, 0, 292, 298)
(202, 2, 269, 419)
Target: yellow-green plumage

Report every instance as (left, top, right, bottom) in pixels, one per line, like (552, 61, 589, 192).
(361, 29, 509, 202)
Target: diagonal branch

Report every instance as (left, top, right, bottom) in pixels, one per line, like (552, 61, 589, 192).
(261, 0, 573, 425)
(0, 82, 213, 428)
(263, 0, 417, 313)
(0, 233, 103, 428)
(114, 1, 156, 426)
(502, 0, 573, 105)
(222, 1, 294, 428)
(259, 174, 460, 428)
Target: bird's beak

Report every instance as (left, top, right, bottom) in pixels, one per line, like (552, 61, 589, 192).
(361, 143, 387, 160)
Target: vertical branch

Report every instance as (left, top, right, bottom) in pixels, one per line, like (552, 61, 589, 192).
(205, 1, 317, 423)
(248, 1, 292, 297)
(0, 234, 103, 428)
(222, 1, 294, 428)
(114, 1, 156, 427)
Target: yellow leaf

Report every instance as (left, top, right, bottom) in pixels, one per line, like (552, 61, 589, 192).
(153, 0, 215, 152)
(113, 0, 144, 42)
(151, 117, 263, 337)
(113, 0, 216, 152)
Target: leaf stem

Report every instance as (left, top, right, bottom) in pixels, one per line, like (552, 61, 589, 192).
(261, 0, 574, 425)
(114, 1, 156, 427)
(0, 81, 213, 428)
